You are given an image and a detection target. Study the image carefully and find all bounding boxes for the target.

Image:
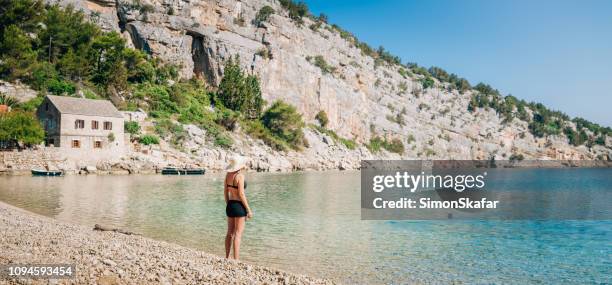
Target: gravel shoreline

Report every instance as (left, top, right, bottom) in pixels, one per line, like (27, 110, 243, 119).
(0, 201, 334, 284)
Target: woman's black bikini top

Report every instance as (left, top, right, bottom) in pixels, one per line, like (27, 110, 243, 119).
(226, 174, 247, 190)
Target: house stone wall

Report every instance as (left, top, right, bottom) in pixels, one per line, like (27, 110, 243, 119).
(36, 97, 62, 146)
(58, 113, 125, 162)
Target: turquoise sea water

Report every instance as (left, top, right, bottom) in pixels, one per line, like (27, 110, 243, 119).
(0, 169, 610, 284)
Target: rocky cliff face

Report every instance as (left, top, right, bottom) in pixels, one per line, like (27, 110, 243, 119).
(44, 0, 610, 170)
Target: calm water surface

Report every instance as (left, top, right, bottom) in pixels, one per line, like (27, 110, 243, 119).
(0, 170, 610, 284)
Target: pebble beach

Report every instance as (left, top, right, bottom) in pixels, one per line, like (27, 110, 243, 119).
(0, 201, 333, 285)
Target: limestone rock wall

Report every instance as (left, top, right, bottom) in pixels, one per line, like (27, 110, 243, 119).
(42, 0, 611, 165)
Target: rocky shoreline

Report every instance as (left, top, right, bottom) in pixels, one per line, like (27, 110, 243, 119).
(0, 201, 333, 284)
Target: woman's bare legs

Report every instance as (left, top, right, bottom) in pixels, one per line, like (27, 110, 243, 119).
(225, 217, 235, 258)
(232, 217, 246, 260)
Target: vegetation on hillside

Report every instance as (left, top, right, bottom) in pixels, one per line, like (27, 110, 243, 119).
(279, 0, 308, 25)
(467, 82, 610, 146)
(124, 121, 140, 135)
(0, 93, 19, 107)
(315, 110, 328, 127)
(216, 56, 264, 119)
(255, 5, 274, 26)
(276, 0, 609, 147)
(260, 100, 306, 150)
(306, 55, 335, 75)
(367, 136, 404, 154)
(310, 124, 356, 150)
(0, 111, 45, 146)
(0, 0, 607, 155)
(0, 0, 309, 151)
(139, 134, 160, 145)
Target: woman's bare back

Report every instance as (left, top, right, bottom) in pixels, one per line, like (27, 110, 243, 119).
(225, 172, 242, 201)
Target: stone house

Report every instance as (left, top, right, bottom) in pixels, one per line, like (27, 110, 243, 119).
(36, 95, 125, 161)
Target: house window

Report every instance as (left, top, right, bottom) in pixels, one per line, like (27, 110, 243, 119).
(94, 141, 102, 148)
(92, 121, 99, 130)
(45, 103, 49, 111)
(71, 140, 80, 148)
(75, 119, 85, 129)
(103, 121, 112, 130)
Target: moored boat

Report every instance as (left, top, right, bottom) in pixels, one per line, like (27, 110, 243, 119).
(161, 167, 205, 175)
(31, 169, 64, 176)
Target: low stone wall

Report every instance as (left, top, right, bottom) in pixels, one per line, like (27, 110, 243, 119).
(0, 148, 68, 175)
(0, 147, 163, 175)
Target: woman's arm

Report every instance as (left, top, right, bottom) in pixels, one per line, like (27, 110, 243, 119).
(223, 177, 229, 204)
(237, 174, 252, 218)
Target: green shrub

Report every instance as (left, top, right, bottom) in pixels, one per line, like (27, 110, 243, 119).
(217, 56, 264, 119)
(311, 55, 335, 74)
(15, 96, 43, 112)
(47, 78, 76, 95)
(309, 21, 321, 31)
(124, 121, 140, 135)
(200, 118, 234, 148)
(410, 65, 431, 77)
(123, 48, 155, 83)
(139, 134, 159, 145)
(428, 66, 449, 82)
(233, 15, 246, 27)
(509, 153, 525, 162)
(340, 137, 357, 150)
(242, 120, 289, 151)
(0, 93, 19, 107)
(315, 110, 329, 127)
(376, 46, 401, 66)
(563, 126, 588, 146)
(214, 133, 233, 149)
(397, 82, 408, 94)
(134, 83, 177, 117)
(215, 107, 239, 131)
(154, 119, 184, 141)
(573, 117, 611, 136)
(367, 136, 404, 154)
(452, 76, 471, 93)
(261, 100, 305, 148)
(367, 137, 383, 153)
(279, 0, 309, 24)
(407, 134, 415, 143)
(255, 47, 271, 59)
(311, 124, 356, 150)
(255, 5, 274, 24)
(420, 77, 434, 89)
(316, 13, 328, 23)
(384, 138, 404, 154)
(0, 111, 45, 146)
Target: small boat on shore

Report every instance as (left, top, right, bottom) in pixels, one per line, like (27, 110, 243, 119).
(31, 169, 64, 176)
(161, 167, 206, 175)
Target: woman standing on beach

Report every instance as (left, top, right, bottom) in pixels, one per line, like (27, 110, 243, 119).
(224, 155, 253, 260)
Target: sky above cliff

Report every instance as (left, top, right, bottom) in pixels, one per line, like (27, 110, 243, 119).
(305, 0, 612, 126)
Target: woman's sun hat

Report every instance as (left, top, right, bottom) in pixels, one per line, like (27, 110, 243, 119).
(226, 155, 248, 172)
